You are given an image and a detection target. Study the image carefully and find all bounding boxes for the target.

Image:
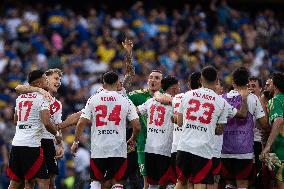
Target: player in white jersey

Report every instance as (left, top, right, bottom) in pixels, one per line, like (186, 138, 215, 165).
(152, 72, 201, 189)
(15, 69, 64, 189)
(137, 76, 179, 189)
(208, 80, 249, 189)
(7, 70, 61, 189)
(247, 76, 267, 186)
(171, 94, 184, 158)
(71, 71, 141, 189)
(175, 66, 229, 189)
(221, 67, 267, 189)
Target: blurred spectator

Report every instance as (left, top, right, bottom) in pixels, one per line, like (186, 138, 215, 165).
(0, 135, 9, 189)
(5, 9, 22, 40)
(73, 143, 90, 189)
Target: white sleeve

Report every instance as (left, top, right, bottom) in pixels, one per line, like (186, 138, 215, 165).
(137, 99, 150, 115)
(127, 100, 139, 121)
(177, 97, 184, 114)
(218, 101, 228, 124)
(225, 100, 238, 118)
(253, 97, 265, 119)
(40, 98, 50, 111)
(81, 98, 92, 120)
(15, 98, 19, 111)
(54, 102, 62, 124)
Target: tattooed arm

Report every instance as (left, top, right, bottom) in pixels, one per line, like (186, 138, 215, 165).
(122, 38, 135, 92)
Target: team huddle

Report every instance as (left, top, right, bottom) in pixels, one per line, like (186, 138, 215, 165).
(5, 40, 284, 189)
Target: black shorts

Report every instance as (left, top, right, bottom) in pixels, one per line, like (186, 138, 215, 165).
(212, 158, 222, 175)
(254, 141, 262, 174)
(176, 150, 213, 184)
(7, 146, 48, 181)
(221, 158, 254, 180)
(90, 157, 127, 181)
(171, 152, 178, 183)
(41, 139, 58, 175)
(124, 151, 138, 178)
(145, 152, 173, 185)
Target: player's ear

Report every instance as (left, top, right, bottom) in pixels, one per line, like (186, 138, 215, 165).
(214, 78, 218, 86)
(115, 80, 120, 90)
(200, 76, 204, 86)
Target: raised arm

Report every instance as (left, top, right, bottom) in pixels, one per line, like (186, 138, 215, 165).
(122, 38, 135, 92)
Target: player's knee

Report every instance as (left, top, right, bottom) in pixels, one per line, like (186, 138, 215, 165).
(25, 179, 36, 189)
(102, 180, 112, 189)
(37, 178, 50, 189)
(8, 180, 20, 189)
(177, 179, 187, 186)
(236, 179, 249, 187)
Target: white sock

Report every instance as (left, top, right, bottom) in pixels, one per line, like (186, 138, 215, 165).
(148, 185, 158, 189)
(90, 181, 101, 189)
(111, 184, 124, 189)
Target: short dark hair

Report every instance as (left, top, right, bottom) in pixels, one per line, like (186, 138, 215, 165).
(232, 67, 249, 86)
(249, 76, 262, 88)
(102, 71, 119, 85)
(161, 76, 178, 91)
(189, 72, 201, 90)
(28, 70, 45, 84)
(272, 72, 284, 93)
(201, 66, 217, 83)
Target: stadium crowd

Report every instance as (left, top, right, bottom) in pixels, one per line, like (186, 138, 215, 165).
(0, 0, 284, 188)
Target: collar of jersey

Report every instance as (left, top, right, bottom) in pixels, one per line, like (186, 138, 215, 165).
(201, 87, 215, 93)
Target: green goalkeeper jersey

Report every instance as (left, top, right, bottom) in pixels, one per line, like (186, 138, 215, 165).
(268, 93, 284, 181)
(268, 93, 284, 159)
(128, 89, 152, 152)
